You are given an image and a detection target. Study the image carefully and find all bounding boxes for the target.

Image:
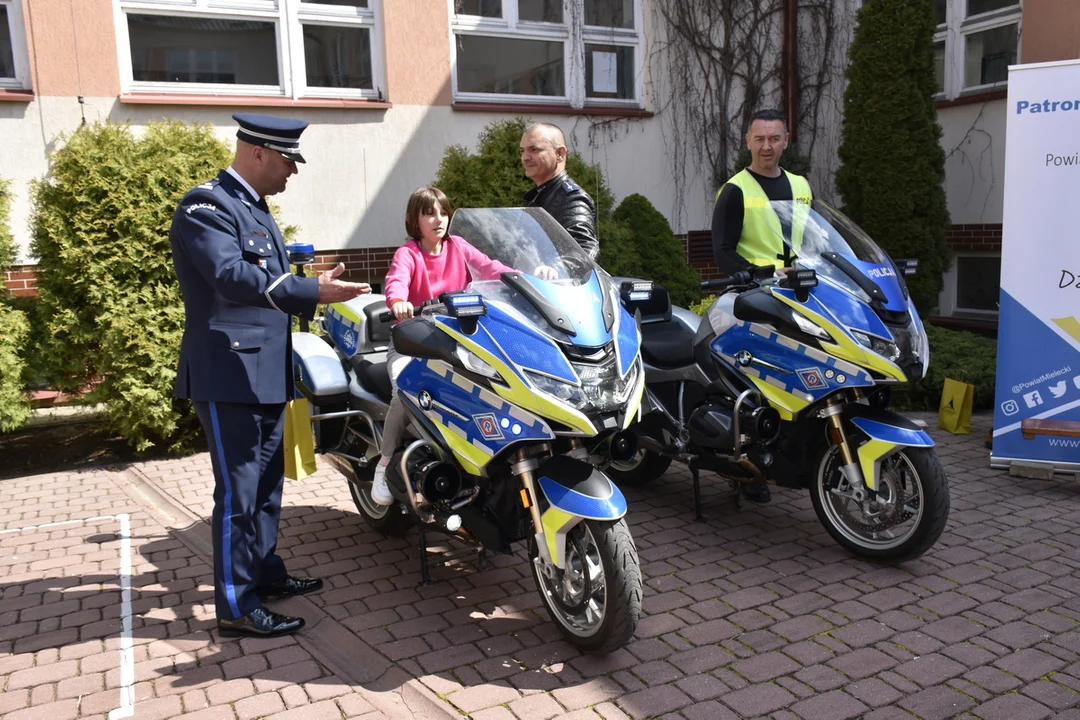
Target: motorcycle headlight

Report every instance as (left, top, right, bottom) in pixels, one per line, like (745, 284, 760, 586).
(525, 370, 588, 406)
(853, 330, 900, 362)
(455, 345, 500, 379)
(525, 357, 640, 413)
(790, 310, 830, 339)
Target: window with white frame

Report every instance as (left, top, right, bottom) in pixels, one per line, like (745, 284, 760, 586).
(0, 0, 30, 89)
(115, 0, 384, 100)
(450, 0, 643, 108)
(933, 0, 1021, 99)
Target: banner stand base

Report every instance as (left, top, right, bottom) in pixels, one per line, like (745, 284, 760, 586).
(990, 454, 1080, 478)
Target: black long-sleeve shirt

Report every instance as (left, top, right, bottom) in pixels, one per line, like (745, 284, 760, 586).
(711, 169, 798, 275)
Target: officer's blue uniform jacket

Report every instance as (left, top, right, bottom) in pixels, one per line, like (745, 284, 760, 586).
(170, 170, 319, 404)
(170, 169, 319, 621)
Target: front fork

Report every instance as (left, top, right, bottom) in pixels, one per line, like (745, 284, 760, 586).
(821, 397, 871, 502)
(511, 446, 587, 574)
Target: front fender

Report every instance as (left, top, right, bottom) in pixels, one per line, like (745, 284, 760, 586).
(534, 456, 627, 568)
(842, 404, 934, 491)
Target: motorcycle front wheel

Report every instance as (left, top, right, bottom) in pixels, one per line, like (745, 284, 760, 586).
(530, 518, 642, 654)
(811, 444, 949, 562)
(347, 459, 411, 537)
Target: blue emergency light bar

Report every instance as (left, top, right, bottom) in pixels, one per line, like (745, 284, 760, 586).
(443, 292, 487, 317)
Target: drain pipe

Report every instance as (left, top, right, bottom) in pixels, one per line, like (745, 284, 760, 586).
(783, 0, 800, 145)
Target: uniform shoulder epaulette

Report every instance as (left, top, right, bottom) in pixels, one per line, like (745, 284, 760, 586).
(561, 179, 581, 194)
(195, 178, 220, 191)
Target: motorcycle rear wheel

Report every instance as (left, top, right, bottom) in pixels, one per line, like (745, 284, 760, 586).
(605, 449, 672, 487)
(530, 518, 642, 654)
(347, 459, 411, 537)
(811, 444, 949, 562)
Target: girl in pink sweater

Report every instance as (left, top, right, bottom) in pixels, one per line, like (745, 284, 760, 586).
(371, 187, 513, 505)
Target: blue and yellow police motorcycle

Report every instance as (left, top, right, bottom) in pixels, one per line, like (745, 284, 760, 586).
(290, 208, 645, 653)
(610, 199, 950, 562)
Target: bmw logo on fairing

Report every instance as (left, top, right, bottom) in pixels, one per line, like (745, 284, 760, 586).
(735, 350, 753, 367)
(418, 390, 433, 410)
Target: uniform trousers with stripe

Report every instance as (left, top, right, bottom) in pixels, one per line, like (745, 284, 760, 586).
(194, 400, 289, 621)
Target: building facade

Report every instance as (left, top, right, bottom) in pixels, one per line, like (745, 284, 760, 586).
(1, 0, 719, 294)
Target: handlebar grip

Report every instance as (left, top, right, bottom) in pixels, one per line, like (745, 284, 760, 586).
(699, 271, 752, 291)
(377, 310, 392, 322)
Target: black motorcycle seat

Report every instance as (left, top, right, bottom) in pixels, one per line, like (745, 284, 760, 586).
(350, 357, 393, 404)
(640, 319, 696, 368)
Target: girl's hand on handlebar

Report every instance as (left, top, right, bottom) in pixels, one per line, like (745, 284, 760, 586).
(392, 300, 414, 320)
(534, 265, 559, 280)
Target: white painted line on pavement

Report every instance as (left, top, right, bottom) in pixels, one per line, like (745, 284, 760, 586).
(0, 515, 117, 535)
(108, 513, 135, 720)
(0, 513, 136, 720)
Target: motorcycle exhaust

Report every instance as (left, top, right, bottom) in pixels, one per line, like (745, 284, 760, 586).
(609, 430, 638, 462)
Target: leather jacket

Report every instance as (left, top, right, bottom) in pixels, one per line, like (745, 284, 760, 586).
(522, 171, 599, 260)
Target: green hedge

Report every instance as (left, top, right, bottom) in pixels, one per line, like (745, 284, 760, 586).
(612, 194, 701, 307)
(892, 324, 997, 411)
(30, 121, 233, 452)
(0, 178, 30, 432)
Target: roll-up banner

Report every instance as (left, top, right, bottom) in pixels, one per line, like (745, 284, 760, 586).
(991, 59, 1080, 472)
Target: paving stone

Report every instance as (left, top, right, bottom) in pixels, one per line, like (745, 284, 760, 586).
(828, 648, 898, 680)
(1021, 679, 1080, 710)
(897, 685, 976, 720)
(720, 683, 797, 717)
(616, 685, 693, 720)
(994, 648, 1067, 681)
(893, 653, 968, 687)
(788, 690, 869, 720)
(971, 693, 1053, 720)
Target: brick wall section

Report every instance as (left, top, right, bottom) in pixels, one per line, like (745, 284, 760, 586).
(3, 248, 401, 298)
(3, 225, 1001, 298)
(945, 223, 1002, 252)
(683, 230, 724, 281)
(3, 266, 38, 297)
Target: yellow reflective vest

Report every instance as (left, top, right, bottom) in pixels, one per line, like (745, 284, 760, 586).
(717, 169, 813, 269)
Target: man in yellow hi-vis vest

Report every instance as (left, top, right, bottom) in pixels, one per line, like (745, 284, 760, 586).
(713, 109, 813, 278)
(712, 109, 813, 504)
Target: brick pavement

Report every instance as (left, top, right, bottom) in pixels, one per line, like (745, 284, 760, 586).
(6, 411, 1080, 719)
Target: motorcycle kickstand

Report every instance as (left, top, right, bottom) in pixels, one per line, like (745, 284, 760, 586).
(691, 462, 706, 522)
(418, 523, 433, 586)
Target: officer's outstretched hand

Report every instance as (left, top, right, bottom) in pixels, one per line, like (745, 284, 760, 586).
(317, 262, 371, 303)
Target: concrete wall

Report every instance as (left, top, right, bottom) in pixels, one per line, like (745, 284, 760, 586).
(938, 98, 1008, 226)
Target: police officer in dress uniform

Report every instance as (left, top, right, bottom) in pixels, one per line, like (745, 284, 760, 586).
(520, 122, 599, 260)
(170, 114, 371, 638)
(712, 108, 814, 505)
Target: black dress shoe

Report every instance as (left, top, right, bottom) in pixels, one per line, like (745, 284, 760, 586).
(256, 575, 324, 600)
(217, 607, 304, 638)
(743, 483, 771, 504)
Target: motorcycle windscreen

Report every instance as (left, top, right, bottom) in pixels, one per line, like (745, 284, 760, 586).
(447, 207, 614, 347)
(768, 200, 910, 314)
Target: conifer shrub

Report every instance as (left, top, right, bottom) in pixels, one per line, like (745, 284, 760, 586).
(835, 0, 950, 314)
(612, 194, 701, 307)
(0, 179, 30, 432)
(30, 121, 232, 452)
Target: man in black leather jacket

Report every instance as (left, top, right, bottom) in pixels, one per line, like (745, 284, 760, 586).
(520, 123, 599, 260)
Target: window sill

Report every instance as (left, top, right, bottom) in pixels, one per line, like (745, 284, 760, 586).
(936, 88, 1008, 110)
(453, 101, 652, 118)
(0, 89, 33, 103)
(118, 93, 392, 110)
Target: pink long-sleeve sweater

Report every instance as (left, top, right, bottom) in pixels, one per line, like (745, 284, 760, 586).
(384, 235, 513, 310)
